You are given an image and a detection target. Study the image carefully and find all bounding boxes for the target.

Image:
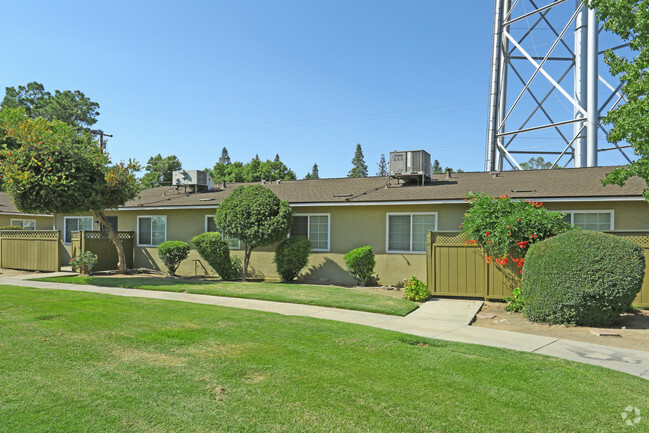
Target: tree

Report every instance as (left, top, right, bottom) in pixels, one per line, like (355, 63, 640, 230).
(214, 185, 292, 280)
(218, 147, 231, 165)
(585, 0, 649, 198)
(431, 159, 442, 174)
(348, 143, 368, 178)
(274, 154, 280, 162)
(376, 154, 388, 177)
(520, 157, 555, 170)
(209, 155, 296, 183)
(2, 82, 100, 132)
(140, 154, 182, 188)
(0, 107, 139, 274)
(305, 163, 320, 180)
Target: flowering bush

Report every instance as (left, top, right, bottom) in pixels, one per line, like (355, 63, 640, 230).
(70, 251, 98, 275)
(461, 192, 573, 269)
(403, 276, 429, 302)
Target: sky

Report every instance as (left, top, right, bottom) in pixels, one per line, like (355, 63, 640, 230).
(0, 1, 631, 179)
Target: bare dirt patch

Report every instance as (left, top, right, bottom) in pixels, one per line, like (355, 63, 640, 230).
(473, 301, 649, 352)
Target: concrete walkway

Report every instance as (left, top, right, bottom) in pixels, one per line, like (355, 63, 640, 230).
(2, 273, 649, 380)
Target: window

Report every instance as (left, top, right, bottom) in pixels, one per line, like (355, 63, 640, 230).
(562, 211, 613, 231)
(290, 214, 330, 251)
(205, 215, 240, 249)
(11, 219, 36, 230)
(137, 216, 167, 246)
(64, 216, 94, 243)
(387, 213, 437, 253)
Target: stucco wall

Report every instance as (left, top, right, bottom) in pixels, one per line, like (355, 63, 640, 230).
(0, 214, 54, 230)
(55, 199, 649, 285)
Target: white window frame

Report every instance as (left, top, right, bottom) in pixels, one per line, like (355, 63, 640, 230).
(137, 215, 167, 247)
(11, 219, 36, 230)
(63, 216, 94, 244)
(561, 209, 615, 230)
(291, 213, 331, 252)
(386, 212, 438, 254)
(205, 214, 240, 249)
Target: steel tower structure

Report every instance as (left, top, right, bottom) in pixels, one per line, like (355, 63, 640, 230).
(485, 0, 632, 171)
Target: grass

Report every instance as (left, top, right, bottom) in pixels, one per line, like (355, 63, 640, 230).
(1, 285, 648, 432)
(34, 276, 418, 316)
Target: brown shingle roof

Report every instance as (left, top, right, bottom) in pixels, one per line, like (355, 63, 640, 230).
(0, 192, 23, 214)
(122, 166, 646, 209)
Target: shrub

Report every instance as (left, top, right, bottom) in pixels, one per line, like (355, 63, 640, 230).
(273, 236, 312, 282)
(504, 287, 525, 312)
(191, 232, 240, 280)
(70, 251, 98, 275)
(523, 230, 645, 326)
(0, 226, 23, 230)
(157, 240, 190, 276)
(403, 276, 429, 301)
(344, 246, 375, 286)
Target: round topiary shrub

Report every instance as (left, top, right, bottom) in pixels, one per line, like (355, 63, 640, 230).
(157, 240, 190, 276)
(191, 232, 240, 281)
(522, 230, 645, 326)
(273, 236, 312, 282)
(344, 245, 376, 286)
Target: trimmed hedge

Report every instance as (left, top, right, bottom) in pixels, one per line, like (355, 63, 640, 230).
(191, 232, 240, 281)
(522, 230, 645, 326)
(157, 240, 190, 276)
(344, 246, 376, 286)
(273, 236, 312, 282)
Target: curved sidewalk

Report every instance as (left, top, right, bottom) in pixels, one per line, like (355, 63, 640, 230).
(2, 273, 648, 380)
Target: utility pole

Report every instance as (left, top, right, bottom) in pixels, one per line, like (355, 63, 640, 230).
(90, 130, 113, 153)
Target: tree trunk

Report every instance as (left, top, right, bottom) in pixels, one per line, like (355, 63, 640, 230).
(93, 210, 128, 274)
(242, 245, 252, 282)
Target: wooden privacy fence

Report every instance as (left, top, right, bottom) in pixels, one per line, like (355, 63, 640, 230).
(427, 230, 649, 308)
(0, 230, 60, 272)
(71, 231, 135, 272)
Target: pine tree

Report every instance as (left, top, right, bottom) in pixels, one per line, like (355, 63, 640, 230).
(305, 163, 320, 180)
(431, 159, 442, 174)
(376, 154, 388, 176)
(219, 147, 231, 165)
(347, 143, 368, 178)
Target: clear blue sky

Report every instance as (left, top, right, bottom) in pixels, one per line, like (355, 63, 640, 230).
(0, 1, 627, 178)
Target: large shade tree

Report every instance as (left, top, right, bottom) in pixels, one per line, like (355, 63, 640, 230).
(585, 0, 649, 197)
(140, 154, 182, 188)
(214, 185, 292, 281)
(0, 108, 139, 273)
(2, 81, 100, 132)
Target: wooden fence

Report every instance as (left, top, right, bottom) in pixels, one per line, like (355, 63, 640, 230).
(71, 231, 135, 272)
(0, 230, 61, 272)
(427, 231, 649, 308)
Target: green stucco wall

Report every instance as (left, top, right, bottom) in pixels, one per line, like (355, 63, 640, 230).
(0, 215, 53, 230)
(55, 199, 649, 285)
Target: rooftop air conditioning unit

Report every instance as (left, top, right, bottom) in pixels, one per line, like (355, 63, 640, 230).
(172, 170, 215, 191)
(389, 150, 432, 181)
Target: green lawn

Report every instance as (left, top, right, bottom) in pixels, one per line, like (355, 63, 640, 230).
(2, 286, 648, 432)
(35, 276, 418, 316)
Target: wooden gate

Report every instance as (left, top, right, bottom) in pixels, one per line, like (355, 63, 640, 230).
(0, 230, 61, 272)
(71, 231, 135, 272)
(427, 230, 649, 307)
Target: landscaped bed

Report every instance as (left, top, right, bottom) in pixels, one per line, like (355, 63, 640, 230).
(474, 301, 649, 352)
(34, 275, 418, 316)
(2, 285, 648, 432)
